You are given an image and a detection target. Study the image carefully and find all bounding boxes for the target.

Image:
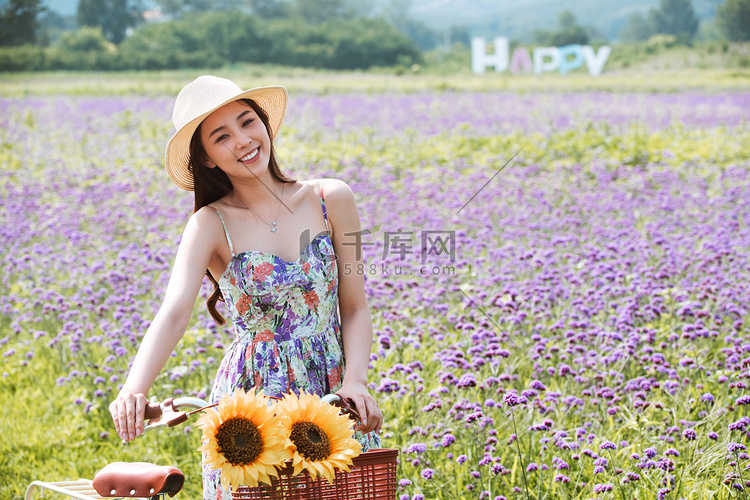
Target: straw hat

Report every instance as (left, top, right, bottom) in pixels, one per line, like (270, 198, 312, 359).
(165, 75, 288, 191)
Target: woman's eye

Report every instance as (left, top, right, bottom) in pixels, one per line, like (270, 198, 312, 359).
(243, 118, 254, 127)
(215, 134, 228, 143)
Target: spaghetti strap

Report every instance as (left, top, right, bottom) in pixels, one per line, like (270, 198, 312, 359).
(317, 181, 330, 233)
(208, 206, 235, 256)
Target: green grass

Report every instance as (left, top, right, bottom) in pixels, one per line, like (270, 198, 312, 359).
(1, 57, 750, 97)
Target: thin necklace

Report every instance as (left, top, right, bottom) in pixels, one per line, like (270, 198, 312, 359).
(231, 183, 285, 233)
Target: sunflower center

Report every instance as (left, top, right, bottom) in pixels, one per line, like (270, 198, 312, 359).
(215, 417, 263, 466)
(291, 421, 331, 461)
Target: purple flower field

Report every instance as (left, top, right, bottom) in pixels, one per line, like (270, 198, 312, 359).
(2, 91, 750, 499)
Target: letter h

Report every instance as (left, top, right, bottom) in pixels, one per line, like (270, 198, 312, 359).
(471, 37, 509, 74)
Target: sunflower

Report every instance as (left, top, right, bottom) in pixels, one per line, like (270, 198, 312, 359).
(197, 388, 291, 490)
(275, 392, 362, 483)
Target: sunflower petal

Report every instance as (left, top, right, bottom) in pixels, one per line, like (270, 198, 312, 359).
(198, 388, 288, 488)
(319, 461, 336, 483)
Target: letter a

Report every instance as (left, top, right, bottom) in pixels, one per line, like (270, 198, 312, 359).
(509, 47, 532, 74)
(472, 37, 509, 74)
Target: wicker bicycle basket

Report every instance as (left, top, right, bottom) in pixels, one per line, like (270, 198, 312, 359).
(230, 448, 398, 500)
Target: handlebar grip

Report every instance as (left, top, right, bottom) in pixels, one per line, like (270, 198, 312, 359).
(144, 402, 162, 419)
(323, 393, 362, 422)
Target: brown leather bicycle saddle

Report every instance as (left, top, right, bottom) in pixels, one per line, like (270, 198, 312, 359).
(92, 462, 184, 498)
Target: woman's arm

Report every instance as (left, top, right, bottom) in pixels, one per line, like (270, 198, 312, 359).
(109, 208, 221, 442)
(322, 179, 383, 434)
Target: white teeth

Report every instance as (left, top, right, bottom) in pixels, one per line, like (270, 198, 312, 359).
(240, 148, 259, 162)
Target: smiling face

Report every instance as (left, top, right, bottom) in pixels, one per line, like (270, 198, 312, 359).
(199, 100, 272, 183)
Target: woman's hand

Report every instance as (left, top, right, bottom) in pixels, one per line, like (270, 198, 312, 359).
(109, 392, 147, 442)
(336, 381, 383, 434)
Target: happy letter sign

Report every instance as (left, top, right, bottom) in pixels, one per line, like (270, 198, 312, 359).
(472, 37, 611, 77)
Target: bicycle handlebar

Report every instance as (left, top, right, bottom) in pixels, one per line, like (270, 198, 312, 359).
(144, 402, 162, 420)
(144, 397, 210, 418)
(137, 397, 211, 438)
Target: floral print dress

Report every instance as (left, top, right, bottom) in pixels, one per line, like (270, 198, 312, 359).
(202, 185, 380, 499)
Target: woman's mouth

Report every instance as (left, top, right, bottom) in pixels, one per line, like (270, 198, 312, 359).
(239, 147, 259, 162)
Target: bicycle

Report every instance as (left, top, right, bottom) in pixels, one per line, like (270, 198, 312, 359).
(24, 394, 398, 500)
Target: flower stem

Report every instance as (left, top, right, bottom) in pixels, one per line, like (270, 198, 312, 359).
(538, 449, 544, 500)
(735, 452, 749, 500)
(608, 450, 627, 500)
(510, 409, 530, 500)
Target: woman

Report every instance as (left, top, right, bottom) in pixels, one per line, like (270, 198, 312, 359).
(109, 75, 382, 497)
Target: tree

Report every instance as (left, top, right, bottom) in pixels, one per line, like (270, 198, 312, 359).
(77, 0, 143, 44)
(58, 26, 112, 52)
(0, 0, 45, 46)
(534, 10, 589, 46)
(325, 17, 420, 69)
(154, 0, 252, 18)
(294, 0, 357, 24)
(403, 19, 438, 51)
(647, 0, 699, 44)
(38, 10, 77, 45)
(716, 0, 750, 41)
(449, 24, 470, 47)
(250, 0, 291, 18)
(558, 10, 577, 30)
(381, 0, 410, 30)
(155, 0, 212, 18)
(619, 12, 652, 42)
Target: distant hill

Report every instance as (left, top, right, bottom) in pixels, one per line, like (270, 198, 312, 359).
(402, 0, 725, 42)
(39, 0, 724, 42)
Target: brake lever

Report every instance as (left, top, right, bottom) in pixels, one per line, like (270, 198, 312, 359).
(143, 410, 189, 434)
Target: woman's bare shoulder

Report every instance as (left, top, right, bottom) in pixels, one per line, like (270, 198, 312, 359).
(313, 178, 354, 200)
(313, 178, 358, 236)
(185, 205, 228, 239)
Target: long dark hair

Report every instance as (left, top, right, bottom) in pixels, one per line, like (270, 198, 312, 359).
(188, 98, 295, 324)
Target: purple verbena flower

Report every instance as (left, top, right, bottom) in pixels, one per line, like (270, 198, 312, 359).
(593, 483, 613, 493)
(408, 443, 427, 454)
(729, 442, 747, 453)
(682, 429, 697, 441)
(599, 441, 617, 450)
(503, 391, 527, 407)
